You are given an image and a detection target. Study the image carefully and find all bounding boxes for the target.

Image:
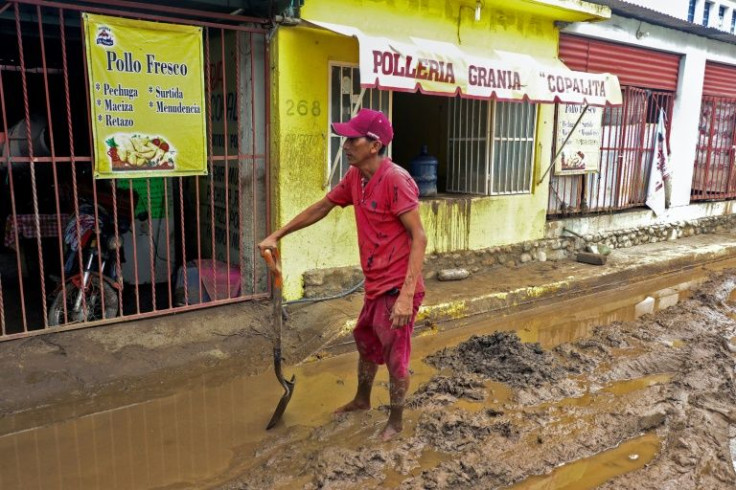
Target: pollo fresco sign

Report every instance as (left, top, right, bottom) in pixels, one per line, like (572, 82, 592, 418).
(554, 104, 604, 175)
(83, 13, 207, 179)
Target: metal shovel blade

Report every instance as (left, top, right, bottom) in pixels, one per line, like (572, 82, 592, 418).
(265, 347, 296, 430)
(265, 374, 296, 430)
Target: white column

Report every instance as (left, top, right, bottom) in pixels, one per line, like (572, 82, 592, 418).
(669, 50, 705, 207)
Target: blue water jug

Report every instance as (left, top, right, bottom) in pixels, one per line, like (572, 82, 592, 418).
(409, 145, 438, 197)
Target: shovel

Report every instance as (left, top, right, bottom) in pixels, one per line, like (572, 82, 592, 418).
(261, 248, 295, 430)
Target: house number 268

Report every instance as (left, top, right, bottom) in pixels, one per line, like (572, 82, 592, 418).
(286, 99, 321, 116)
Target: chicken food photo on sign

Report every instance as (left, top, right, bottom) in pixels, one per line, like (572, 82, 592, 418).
(106, 133, 175, 171)
(561, 150, 586, 170)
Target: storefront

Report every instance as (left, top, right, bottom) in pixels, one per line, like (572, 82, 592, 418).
(271, 0, 622, 299)
(0, 0, 270, 338)
(548, 33, 681, 216)
(692, 61, 736, 200)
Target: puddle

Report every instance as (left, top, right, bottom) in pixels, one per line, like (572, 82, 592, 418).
(507, 432, 660, 489)
(532, 373, 673, 411)
(0, 338, 443, 489)
(601, 373, 673, 396)
(0, 373, 277, 489)
(457, 276, 710, 351)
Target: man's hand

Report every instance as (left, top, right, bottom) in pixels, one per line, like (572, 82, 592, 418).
(257, 235, 278, 254)
(390, 293, 413, 329)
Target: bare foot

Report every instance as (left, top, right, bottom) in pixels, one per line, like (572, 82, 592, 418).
(379, 422, 402, 442)
(333, 399, 370, 415)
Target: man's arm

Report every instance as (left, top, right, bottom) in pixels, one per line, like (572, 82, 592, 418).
(258, 196, 336, 251)
(390, 208, 427, 328)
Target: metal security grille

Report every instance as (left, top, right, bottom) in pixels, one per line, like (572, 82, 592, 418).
(0, 0, 270, 340)
(547, 87, 674, 216)
(328, 64, 390, 188)
(492, 101, 536, 194)
(447, 98, 535, 195)
(692, 96, 736, 201)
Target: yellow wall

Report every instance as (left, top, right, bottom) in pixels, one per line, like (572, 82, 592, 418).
(272, 0, 604, 299)
(273, 27, 361, 299)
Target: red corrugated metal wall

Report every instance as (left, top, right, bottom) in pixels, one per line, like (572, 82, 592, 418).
(559, 34, 681, 91)
(703, 62, 736, 98)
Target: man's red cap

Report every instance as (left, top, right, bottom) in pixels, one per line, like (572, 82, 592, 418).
(331, 109, 393, 146)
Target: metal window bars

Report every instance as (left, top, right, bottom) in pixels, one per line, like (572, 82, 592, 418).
(547, 87, 675, 216)
(0, 0, 270, 339)
(447, 97, 536, 196)
(327, 64, 390, 189)
(691, 95, 736, 201)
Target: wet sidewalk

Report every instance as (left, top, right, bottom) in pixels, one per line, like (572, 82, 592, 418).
(285, 232, 736, 363)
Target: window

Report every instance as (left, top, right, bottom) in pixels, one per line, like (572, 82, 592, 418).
(730, 10, 735, 32)
(688, 0, 698, 22)
(703, 1, 713, 26)
(718, 5, 727, 28)
(447, 98, 536, 195)
(328, 65, 536, 197)
(328, 64, 390, 188)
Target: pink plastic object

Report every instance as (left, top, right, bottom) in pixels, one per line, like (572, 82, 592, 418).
(195, 259, 241, 300)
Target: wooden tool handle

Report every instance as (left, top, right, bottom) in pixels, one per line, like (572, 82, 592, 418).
(260, 248, 283, 288)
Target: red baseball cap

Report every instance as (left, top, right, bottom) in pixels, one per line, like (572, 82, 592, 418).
(331, 109, 393, 146)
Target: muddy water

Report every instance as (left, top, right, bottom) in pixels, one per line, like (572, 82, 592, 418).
(509, 432, 661, 490)
(0, 345, 440, 489)
(0, 264, 733, 489)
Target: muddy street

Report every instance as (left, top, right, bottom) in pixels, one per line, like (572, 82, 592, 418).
(225, 271, 736, 489)
(3, 269, 736, 489)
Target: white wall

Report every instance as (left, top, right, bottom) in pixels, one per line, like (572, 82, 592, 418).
(701, 0, 736, 29)
(546, 201, 736, 239)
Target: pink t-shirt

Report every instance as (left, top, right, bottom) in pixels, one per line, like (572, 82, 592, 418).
(327, 158, 425, 300)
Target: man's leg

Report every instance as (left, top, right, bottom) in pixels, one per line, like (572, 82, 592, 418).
(334, 356, 378, 413)
(381, 374, 409, 441)
(379, 292, 424, 441)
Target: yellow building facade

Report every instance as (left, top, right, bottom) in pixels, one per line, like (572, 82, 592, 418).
(271, 0, 612, 299)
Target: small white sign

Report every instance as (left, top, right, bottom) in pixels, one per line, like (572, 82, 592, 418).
(554, 104, 603, 175)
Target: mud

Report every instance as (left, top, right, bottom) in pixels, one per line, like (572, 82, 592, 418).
(425, 332, 569, 388)
(408, 375, 487, 407)
(224, 272, 736, 489)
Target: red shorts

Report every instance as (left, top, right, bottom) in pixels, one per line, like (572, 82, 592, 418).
(353, 291, 424, 379)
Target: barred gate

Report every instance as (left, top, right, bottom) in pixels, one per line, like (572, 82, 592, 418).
(0, 0, 271, 340)
(691, 96, 736, 201)
(547, 87, 674, 216)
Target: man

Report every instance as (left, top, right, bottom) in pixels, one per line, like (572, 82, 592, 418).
(258, 109, 426, 441)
